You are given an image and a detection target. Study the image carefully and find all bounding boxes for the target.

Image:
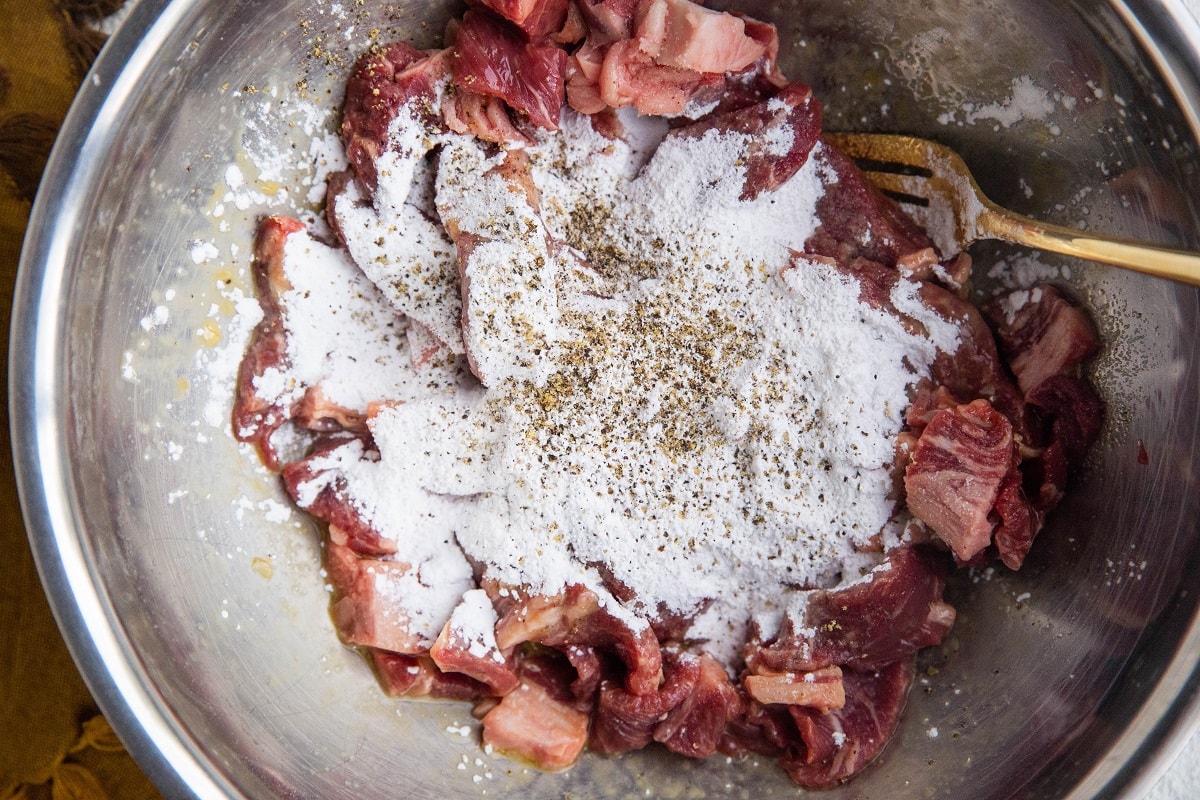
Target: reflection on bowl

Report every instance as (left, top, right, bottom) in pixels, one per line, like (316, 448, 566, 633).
(10, 0, 1200, 798)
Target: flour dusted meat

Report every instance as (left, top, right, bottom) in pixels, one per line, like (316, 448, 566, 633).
(430, 589, 521, 694)
(279, 434, 396, 555)
(751, 545, 955, 673)
(435, 142, 563, 386)
(341, 43, 450, 193)
(324, 540, 425, 653)
(671, 81, 821, 201)
(234, 216, 304, 468)
(233, 218, 432, 469)
(234, 0, 1108, 790)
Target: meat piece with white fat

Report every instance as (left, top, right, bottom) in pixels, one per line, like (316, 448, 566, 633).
(783, 659, 916, 789)
(492, 583, 663, 696)
(984, 285, 1100, 396)
(904, 399, 1015, 563)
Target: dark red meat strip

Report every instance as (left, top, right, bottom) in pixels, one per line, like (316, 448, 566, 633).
(341, 43, 450, 192)
(590, 650, 699, 754)
(783, 659, 915, 789)
(984, 285, 1100, 396)
(807, 140, 936, 268)
(233, 215, 304, 469)
(452, 9, 568, 129)
(751, 545, 954, 673)
(1027, 373, 1105, 464)
(672, 81, 821, 201)
(992, 462, 1043, 570)
(653, 653, 742, 759)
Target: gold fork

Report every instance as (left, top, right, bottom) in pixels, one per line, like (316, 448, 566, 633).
(825, 132, 1200, 287)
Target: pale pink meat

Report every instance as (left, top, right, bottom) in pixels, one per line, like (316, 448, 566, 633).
(634, 0, 765, 74)
(325, 540, 424, 654)
(567, 0, 777, 117)
(442, 88, 532, 144)
(744, 666, 845, 713)
(480, 677, 590, 769)
(577, 0, 640, 43)
(595, 38, 711, 115)
(470, 0, 571, 38)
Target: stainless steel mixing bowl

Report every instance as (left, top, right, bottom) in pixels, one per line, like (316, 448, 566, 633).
(10, 0, 1200, 797)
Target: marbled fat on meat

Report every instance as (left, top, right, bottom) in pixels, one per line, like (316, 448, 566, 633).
(904, 400, 1014, 563)
(984, 285, 1100, 395)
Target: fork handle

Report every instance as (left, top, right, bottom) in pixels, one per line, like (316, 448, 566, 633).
(978, 208, 1200, 287)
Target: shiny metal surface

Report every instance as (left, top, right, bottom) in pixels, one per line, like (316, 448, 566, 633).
(9, 0, 1200, 798)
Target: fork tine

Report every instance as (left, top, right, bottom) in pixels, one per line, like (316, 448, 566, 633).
(824, 132, 940, 171)
(858, 170, 932, 203)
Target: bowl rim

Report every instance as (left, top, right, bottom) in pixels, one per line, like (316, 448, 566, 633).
(9, 0, 243, 797)
(8, 1, 1200, 798)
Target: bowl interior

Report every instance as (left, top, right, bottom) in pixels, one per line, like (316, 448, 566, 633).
(13, 0, 1200, 798)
